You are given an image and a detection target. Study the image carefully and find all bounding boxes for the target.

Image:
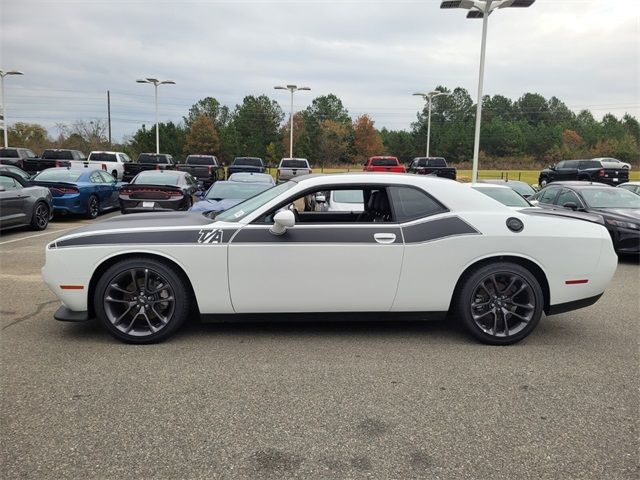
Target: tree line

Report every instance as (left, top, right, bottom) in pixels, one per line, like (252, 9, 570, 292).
(7, 86, 640, 165)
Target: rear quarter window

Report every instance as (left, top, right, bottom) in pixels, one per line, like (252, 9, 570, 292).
(389, 186, 447, 222)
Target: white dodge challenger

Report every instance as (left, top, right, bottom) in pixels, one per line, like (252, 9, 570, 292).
(42, 173, 617, 345)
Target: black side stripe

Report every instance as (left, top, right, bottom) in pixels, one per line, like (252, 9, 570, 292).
(231, 226, 402, 244)
(402, 216, 479, 244)
(55, 228, 238, 248)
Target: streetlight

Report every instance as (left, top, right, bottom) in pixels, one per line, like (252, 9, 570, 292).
(274, 84, 311, 158)
(136, 77, 176, 154)
(0, 69, 24, 148)
(413, 90, 449, 157)
(440, 0, 536, 182)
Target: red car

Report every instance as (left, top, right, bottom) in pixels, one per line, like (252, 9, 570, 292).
(363, 156, 406, 173)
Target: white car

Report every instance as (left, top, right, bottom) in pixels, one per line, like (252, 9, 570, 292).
(86, 151, 133, 180)
(42, 174, 617, 345)
(317, 189, 365, 212)
(594, 157, 631, 170)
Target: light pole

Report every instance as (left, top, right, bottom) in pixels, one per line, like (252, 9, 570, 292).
(274, 84, 310, 158)
(0, 69, 24, 148)
(413, 91, 449, 157)
(136, 77, 176, 154)
(440, 0, 536, 182)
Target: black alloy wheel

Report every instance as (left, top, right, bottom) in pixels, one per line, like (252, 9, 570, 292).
(456, 262, 544, 345)
(85, 195, 99, 219)
(30, 202, 50, 230)
(94, 258, 190, 343)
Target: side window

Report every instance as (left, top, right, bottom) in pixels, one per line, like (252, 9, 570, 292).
(388, 186, 447, 222)
(538, 186, 560, 204)
(555, 161, 565, 169)
(0, 176, 20, 190)
(99, 171, 115, 183)
(90, 171, 104, 183)
(556, 189, 582, 207)
(563, 160, 578, 169)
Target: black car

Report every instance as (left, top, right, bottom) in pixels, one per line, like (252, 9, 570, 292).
(119, 170, 201, 214)
(0, 172, 53, 231)
(407, 157, 457, 180)
(481, 179, 536, 199)
(122, 153, 175, 182)
(531, 182, 640, 254)
(538, 159, 629, 187)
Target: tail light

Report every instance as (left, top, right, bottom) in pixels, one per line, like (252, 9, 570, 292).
(55, 160, 61, 167)
(102, 164, 107, 171)
(156, 164, 161, 170)
(598, 169, 605, 177)
(168, 190, 184, 196)
(208, 166, 212, 174)
(120, 188, 133, 195)
(51, 186, 79, 195)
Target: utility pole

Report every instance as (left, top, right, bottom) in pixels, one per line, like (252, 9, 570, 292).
(107, 90, 112, 147)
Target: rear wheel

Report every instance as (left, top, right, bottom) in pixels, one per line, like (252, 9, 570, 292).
(30, 202, 50, 230)
(455, 262, 544, 345)
(94, 257, 190, 343)
(85, 195, 99, 219)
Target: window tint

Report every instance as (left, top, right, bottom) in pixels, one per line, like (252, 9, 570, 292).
(0, 176, 20, 190)
(90, 153, 118, 162)
(0, 166, 30, 181)
(562, 160, 579, 168)
(138, 154, 169, 164)
(578, 160, 601, 169)
(280, 159, 308, 168)
(33, 169, 83, 182)
(426, 158, 446, 167)
(389, 186, 446, 222)
(233, 157, 263, 167)
(90, 171, 104, 183)
(133, 171, 181, 186)
(472, 187, 530, 207)
(555, 161, 565, 169)
(538, 186, 560, 204)
(556, 189, 582, 207)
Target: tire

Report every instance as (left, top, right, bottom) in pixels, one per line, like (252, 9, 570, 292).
(539, 177, 548, 188)
(94, 257, 190, 344)
(84, 195, 99, 219)
(30, 201, 50, 231)
(454, 262, 544, 345)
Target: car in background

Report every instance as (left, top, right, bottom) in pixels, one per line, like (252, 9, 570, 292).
(87, 151, 132, 181)
(470, 184, 532, 210)
(228, 172, 275, 185)
(407, 157, 456, 180)
(531, 181, 640, 255)
(0, 147, 39, 169)
(619, 181, 640, 196)
(276, 158, 312, 183)
(176, 155, 225, 187)
(14, 149, 80, 174)
(227, 157, 266, 176)
(31, 168, 120, 219)
(189, 179, 274, 213)
(0, 172, 53, 231)
(481, 179, 536, 199)
(538, 159, 629, 187)
(594, 157, 631, 170)
(122, 153, 175, 182)
(119, 170, 201, 214)
(0, 164, 32, 183)
(315, 189, 364, 212)
(363, 156, 405, 173)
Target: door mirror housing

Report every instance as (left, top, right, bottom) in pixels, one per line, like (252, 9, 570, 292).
(271, 210, 295, 235)
(563, 202, 579, 211)
(549, 164, 556, 170)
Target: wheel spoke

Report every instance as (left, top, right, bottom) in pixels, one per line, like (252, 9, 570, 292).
(143, 269, 149, 291)
(150, 296, 174, 304)
(489, 275, 500, 295)
(130, 270, 137, 290)
(500, 277, 517, 295)
(125, 308, 143, 333)
(151, 305, 169, 325)
(105, 296, 133, 305)
(113, 304, 134, 325)
(501, 308, 509, 336)
(472, 299, 491, 308)
(472, 309, 494, 320)
(491, 309, 498, 335)
(509, 310, 531, 322)
(109, 283, 132, 295)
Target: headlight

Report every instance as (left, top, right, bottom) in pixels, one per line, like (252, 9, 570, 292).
(605, 218, 640, 230)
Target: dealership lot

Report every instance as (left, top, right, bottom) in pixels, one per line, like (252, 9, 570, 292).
(1, 214, 638, 479)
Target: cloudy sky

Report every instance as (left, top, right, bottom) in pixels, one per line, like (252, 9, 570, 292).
(1, 0, 638, 141)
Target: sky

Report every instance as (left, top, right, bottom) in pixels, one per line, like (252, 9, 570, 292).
(1, 0, 639, 142)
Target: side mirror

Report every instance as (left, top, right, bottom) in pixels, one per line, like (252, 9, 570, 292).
(315, 194, 326, 203)
(563, 202, 578, 211)
(548, 165, 555, 170)
(271, 210, 295, 235)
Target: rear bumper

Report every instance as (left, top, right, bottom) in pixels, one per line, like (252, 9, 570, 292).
(54, 305, 91, 322)
(120, 197, 188, 213)
(52, 195, 85, 214)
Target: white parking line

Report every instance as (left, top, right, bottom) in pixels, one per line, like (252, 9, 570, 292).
(0, 227, 76, 246)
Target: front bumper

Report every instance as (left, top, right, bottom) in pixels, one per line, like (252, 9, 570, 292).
(610, 227, 640, 254)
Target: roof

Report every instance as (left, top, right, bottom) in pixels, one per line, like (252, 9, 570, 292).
(481, 179, 530, 186)
(545, 181, 614, 188)
(89, 151, 125, 155)
(468, 183, 512, 190)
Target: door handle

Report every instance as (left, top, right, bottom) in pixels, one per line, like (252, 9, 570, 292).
(374, 233, 396, 244)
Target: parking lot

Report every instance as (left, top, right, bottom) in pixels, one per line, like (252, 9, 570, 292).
(1, 213, 638, 479)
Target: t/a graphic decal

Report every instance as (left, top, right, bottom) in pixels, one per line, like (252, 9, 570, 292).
(197, 229, 223, 244)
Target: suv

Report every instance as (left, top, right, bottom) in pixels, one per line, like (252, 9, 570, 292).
(538, 159, 629, 187)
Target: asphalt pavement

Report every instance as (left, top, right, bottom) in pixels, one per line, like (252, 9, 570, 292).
(1, 214, 638, 479)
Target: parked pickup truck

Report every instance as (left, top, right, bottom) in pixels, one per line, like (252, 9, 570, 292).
(407, 157, 457, 180)
(122, 153, 175, 182)
(227, 157, 266, 176)
(538, 159, 629, 187)
(0, 147, 40, 170)
(86, 151, 133, 181)
(20, 149, 80, 174)
(363, 156, 406, 173)
(276, 158, 312, 183)
(176, 155, 225, 187)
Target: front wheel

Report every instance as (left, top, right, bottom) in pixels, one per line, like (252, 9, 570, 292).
(455, 262, 544, 345)
(94, 257, 190, 343)
(30, 202, 50, 230)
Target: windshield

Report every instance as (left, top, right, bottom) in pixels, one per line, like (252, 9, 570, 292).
(133, 172, 181, 185)
(33, 169, 83, 182)
(473, 187, 530, 207)
(89, 153, 117, 162)
(580, 188, 640, 209)
(0, 149, 19, 158)
(214, 181, 293, 222)
(280, 159, 308, 168)
(507, 182, 535, 196)
(229, 173, 273, 183)
(233, 158, 262, 167)
(186, 156, 216, 166)
(371, 158, 398, 166)
(333, 190, 364, 203)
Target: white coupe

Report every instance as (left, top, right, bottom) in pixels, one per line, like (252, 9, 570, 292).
(42, 174, 618, 345)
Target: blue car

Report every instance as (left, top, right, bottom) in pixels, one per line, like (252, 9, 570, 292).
(31, 167, 120, 218)
(189, 180, 274, 213)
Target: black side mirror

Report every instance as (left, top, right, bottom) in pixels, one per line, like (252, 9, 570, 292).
(563, 202, 578, 211)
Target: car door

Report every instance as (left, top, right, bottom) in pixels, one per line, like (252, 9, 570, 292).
(556, 160, 579, 181)
(89, 170, 109, 205)
(227, 185, 404, 313)
(0, 176, 29, 227)
(98, 170, 119, 207)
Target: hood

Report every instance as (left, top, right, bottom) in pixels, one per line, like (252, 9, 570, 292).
(590, 208, 640, 222)
(63, 211, 213, 236)
(189, 198, 242, 212)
